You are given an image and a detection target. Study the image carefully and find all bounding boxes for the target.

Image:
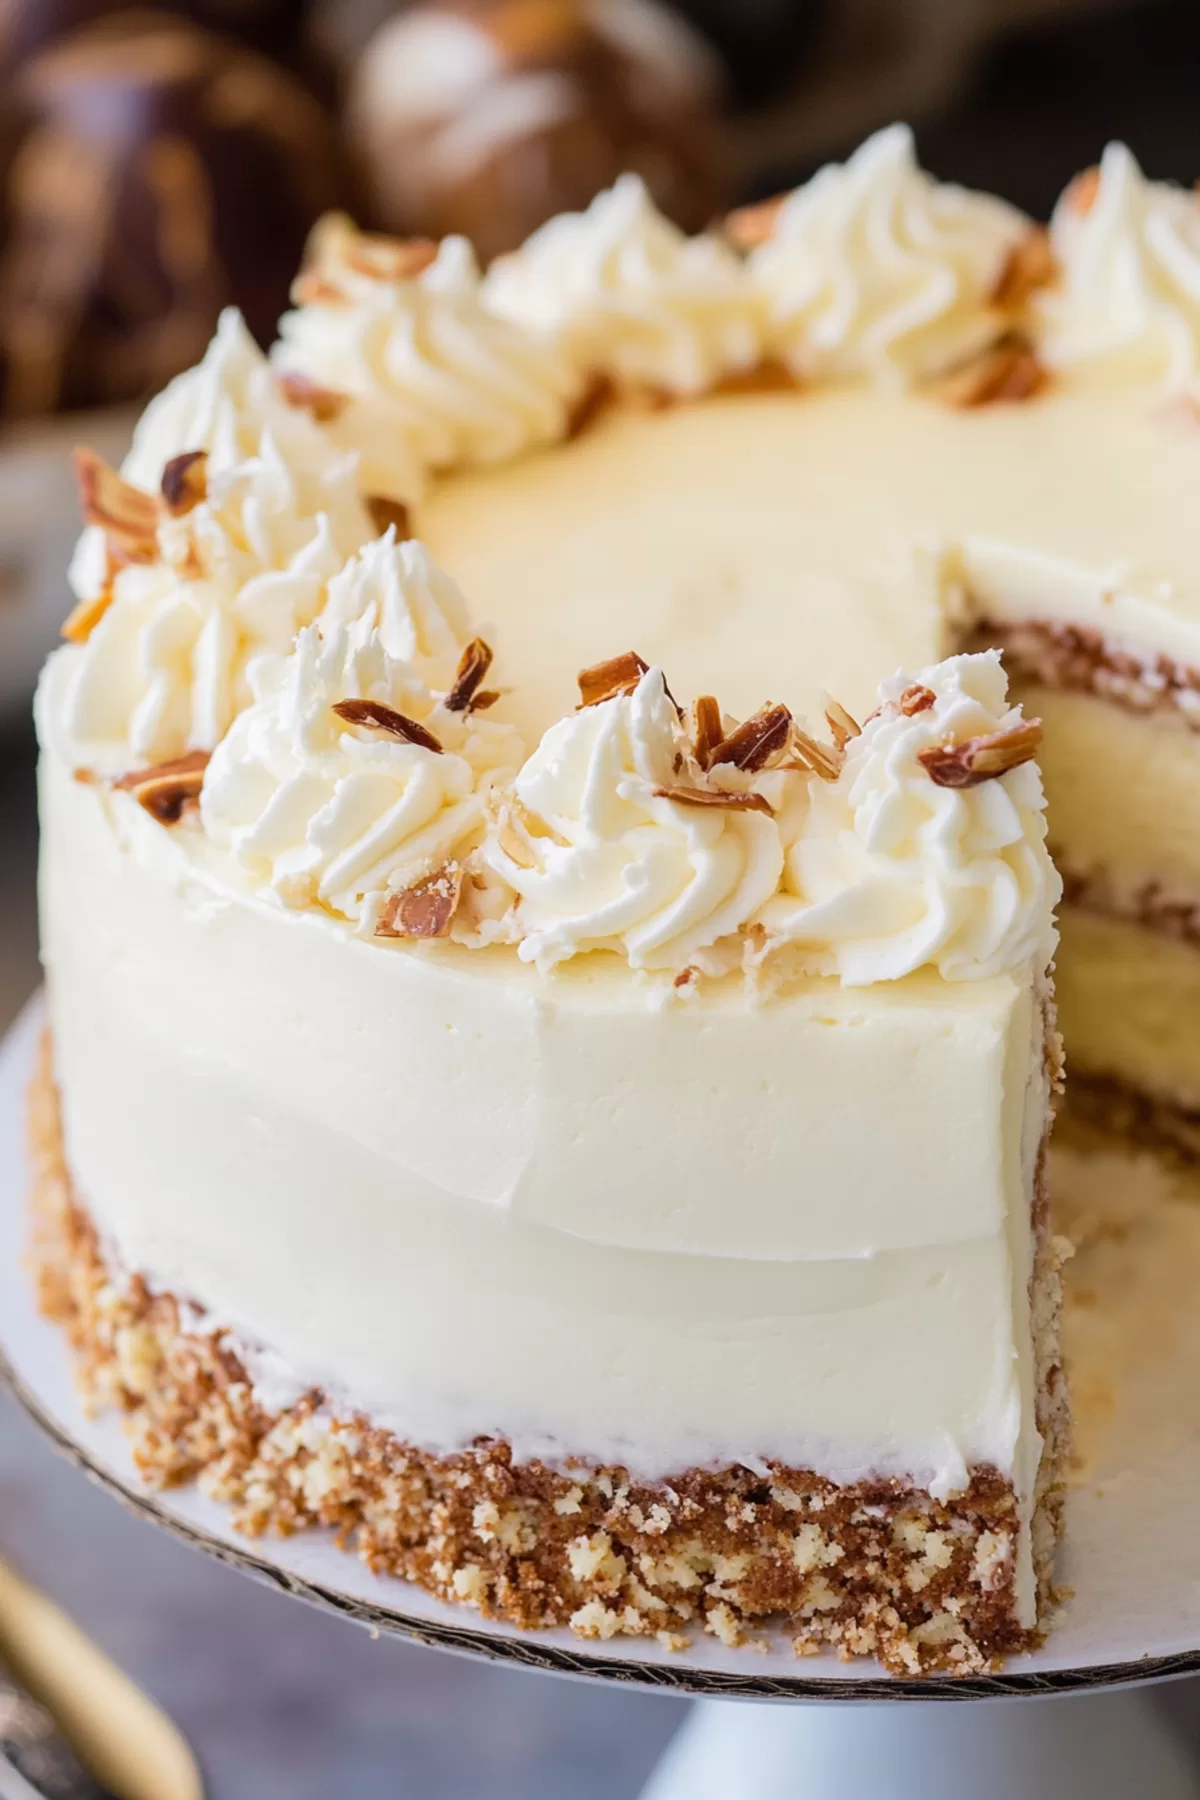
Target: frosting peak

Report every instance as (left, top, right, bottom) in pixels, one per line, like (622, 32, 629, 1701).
(1036, 142, 1200, 390)
(201, 594, 523, 925)
(749, 124, 1029, 385)
(482, 174, 764, 395)
(273, 219, 582, 501)
(760, 651, 1060, 984)
(483, 667, 788, 971)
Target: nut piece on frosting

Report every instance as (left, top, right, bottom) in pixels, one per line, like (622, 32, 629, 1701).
(273, 218, 583, 503)
(481, 174, 765, 399)
(200, 574, 525, 926)
(758, 652, 1060, 985)
(1034, 142, 1200, 392)
(745, 125, 1033, 388)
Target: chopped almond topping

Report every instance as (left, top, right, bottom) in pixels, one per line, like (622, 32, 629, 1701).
(899, 684, 936, 716)
(72, 449, 158, 561)
(991, 227, 1057, 308)
(113, 750, 210, 823)
(691, 695, 723, 770)
(376, 864, 464, 939)
(445, 637, 495, 713)
(292, 272, 352, 306)
(332, 698, 444, 752)
(277, 370, 350, 423)
(784, 726, 842, 781)
(824, 699, 861, 749)
(673, 965, 698, 989)
(343, 232, 438, 282)
(366, 495, 411, 538)
(725, 192, 787, 250)
(1065, 166, 1101, 217)
(918, 719, 1043, 788)
(934, 332, 1048, 409)
(709, 703, 792, 773)
(469, 689, 501, 712)
(60, 586, 114, 644)
(653, 784, 774, 815)
(577, 650, 649, 708)
(160, 450, 208, 516)
(495, 819, 536, 868)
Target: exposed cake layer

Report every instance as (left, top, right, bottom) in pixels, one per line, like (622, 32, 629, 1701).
(36, 650, 1055, 1621)
(29, 1042, 1068, 1675)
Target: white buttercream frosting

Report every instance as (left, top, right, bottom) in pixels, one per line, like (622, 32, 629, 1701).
(316, 529, 472, 691)
(273, 221, 582, 501)
(483, 668, 790, 971)
(482, 174, 764, 395)
(201, 603, 523, 924)
(1036, 141, 1200, 390)
(749, 125, 1029, 385)
(761, 652, 1060, 984)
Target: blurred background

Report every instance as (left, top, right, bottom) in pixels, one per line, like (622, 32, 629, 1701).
(4, 0, 1200, 1792)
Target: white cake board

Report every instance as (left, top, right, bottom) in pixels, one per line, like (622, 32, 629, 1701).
(5, 995, 1200, 1795)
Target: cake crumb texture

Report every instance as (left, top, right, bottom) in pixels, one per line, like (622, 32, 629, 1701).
(28, 1032, 1066, 1676)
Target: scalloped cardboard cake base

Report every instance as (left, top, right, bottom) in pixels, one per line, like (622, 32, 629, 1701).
(6, 994, 1200, 1701)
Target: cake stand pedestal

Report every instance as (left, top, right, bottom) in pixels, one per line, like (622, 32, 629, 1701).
(640, 1688, 1200, 1800)
(5, 997, 1200, 1794)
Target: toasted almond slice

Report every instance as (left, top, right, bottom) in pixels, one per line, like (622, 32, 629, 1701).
(709, 703, 792, 773)
(566, 376, 614, 441)
(72, 449, 158, 559)
(991, 227, 1057, 308)
(332, 698, 443, 752)
(468, 688, 501, 713)
(344, 232, 438, 282)
(934, 332, 1048, 409)
(918, 719, 1043, 788)
(445, 637, 495, 713)
(292, 272, 351, 306)
(725, 192, 787, 250)
(692, 695, 723, 770)
(60, 586, 114, 644)
(899, 683, 936, 716)
(578, 650, 649, 708)
(495, 820, 536, 868)
(366, 495, 411, 538)
(113, 750, 210, 823)
(824, 699, 861, 750)
(673, 965, 698, 989)
(1065, 165, 1101, 217)
(160, 450, 208, 516)
(376, 863, 464, 939)
(653, 784, 774, 815)
(786, 726, 843, 781)
(277, 370, 350, 423)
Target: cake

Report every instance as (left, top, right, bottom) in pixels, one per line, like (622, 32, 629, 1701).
(30, 122, 1200, 1674)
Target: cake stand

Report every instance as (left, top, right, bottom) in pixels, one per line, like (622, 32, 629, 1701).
(4, 997, 1200, 1798)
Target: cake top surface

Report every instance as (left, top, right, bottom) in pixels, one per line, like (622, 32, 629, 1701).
(50, 120, 1200, 994)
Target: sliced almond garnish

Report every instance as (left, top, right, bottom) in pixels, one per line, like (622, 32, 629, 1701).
(824, 699, 861, 749)
(899, 683, 936, 716)
(60, 586, 114, 644)
(991, 227, 1056, 308)
(918, 719, 1043, 788)
(445, 637, 495, 713)
(725, 192, 787, 250)
(277, 370, 350, 423)
(495, 819, 536, 868)
(784, 726, 843, 781)
(160, 450, 208, 516)
(653, 784, 774, 815)
(345, 234, 437, 282)
(332, 698, 444, 752)
(376, 863, 464, 939)
(72, 449, 158, 561)
(566, 376, 614, 441)
(366, 495, 411, 538)
(578, 650, 649, 708)
(113, 750, 210, 823)
(1065, 166, 1101, 217)
(292, 272, 351, 306)
(691, 695, 723, 770)
(708, 703, 792, 773)
(468, 689, 501, 712)
(935, 332, 1048, 409)
(673, 965, 698, 989)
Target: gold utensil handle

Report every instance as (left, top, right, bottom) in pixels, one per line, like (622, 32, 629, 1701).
(0, 1660, 117, 1800)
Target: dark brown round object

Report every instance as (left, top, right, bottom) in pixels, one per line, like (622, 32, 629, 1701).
(0, 10, 348, 416)
(348, 0, 729, 263)
(0, 0, 311, 67)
